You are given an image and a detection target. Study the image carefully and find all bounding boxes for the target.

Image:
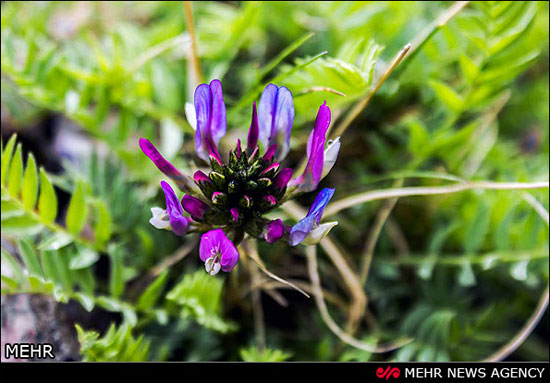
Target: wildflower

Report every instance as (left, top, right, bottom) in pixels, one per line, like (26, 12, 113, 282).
(140, 80, 340, 276)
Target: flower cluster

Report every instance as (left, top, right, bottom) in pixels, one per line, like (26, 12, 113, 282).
(140, 80, 340, 276)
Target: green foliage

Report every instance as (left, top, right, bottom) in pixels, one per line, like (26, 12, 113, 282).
(1, 135, 111, 248)
(240, 346, 293, 362)
(76, 323, 150, 362)
(167, 270, 237, 333)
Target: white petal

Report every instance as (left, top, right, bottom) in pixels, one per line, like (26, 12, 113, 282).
(209, 262, 221, 276)
(185, 102, 197, 131)
(301, 221, 339, 246)
(205, 257, 215, 273)
(149, 207, 170, 230)
(322, 137, 341, 179)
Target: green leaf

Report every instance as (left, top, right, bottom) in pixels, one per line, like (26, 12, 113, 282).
(94, 201, 112, 247)
(429, 80, 464, 113)
(137, 271, 169, 311)
(1, 248, 26, 286)
(1, 134, 17, 187)
(38, 232, 74, 251)
(74, 267, 96, 295)
(458, 262, 477, 287)
(407, 119, 430, 157)
(257, 32, 315, 80)
(74, 292, 95, 312)
(96, 296, 122, 312)
(52, 249, 73, 292)
(66, 180, 88, 235)
(22, 153, 38, 210)
(1, 199, 25, 219)
(69, 246, 99, 270)
(18, 239, 43, 277)
(7, 144, 23, 197)
(464, 200, 493, 254)
(1, 215, 43, 235)
(459, 54, 479, 85)
(109, 251, 124, 298)
(40, 250, 61, 286)
(38, 168, 57, 224)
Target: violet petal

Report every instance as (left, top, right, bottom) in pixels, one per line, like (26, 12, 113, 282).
(258, 84, 294, 161)
(160, 181, 189, 236)
(289, 188, 335, 246)
(194, 80, 227, 161)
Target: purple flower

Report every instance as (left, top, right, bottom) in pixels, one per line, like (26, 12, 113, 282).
(264, 219, 285, 244)
(258, 84, 294, 161)
(181, 195, 209, 220)
(195, 80, 227, 162)
(289, 188, 335, 246)
(139, 138, 192, 191)
(148, 181, 190, 236)
(289, 102, 331, 193)
(200, 229, 239, 275)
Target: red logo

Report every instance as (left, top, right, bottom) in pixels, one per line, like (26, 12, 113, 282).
(376, 366, 400, 380)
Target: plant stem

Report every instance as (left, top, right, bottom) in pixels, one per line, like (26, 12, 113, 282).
(324, 181, 549, 217)
(184, 1, 204, 86)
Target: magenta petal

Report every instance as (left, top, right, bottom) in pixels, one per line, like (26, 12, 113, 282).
(230, 208, 239, 222)
(263, 144, 277, 162)
(199, 229, 225, 262)
(265, 219, 284, 244)
(181, 195, 209, 219)
(193, 170, 211, 184)
(260, 162, 279, 175)
(273, 168, 292, 190)
(263, 195, 277, 206)
(219, 237, 239, 272)
(247, 102, 259, 152)
(236, 139, 242, 157)
(139, 138, 182, 178)
(199, 229, 239, 272)
(290, 102, 331, 192)
(208, 142, 224, 166)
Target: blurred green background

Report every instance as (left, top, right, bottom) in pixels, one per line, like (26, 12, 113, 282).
(1, 1, 548, 361)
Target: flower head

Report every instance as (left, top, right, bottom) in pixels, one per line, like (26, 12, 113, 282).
(140, 80, 340, 276)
